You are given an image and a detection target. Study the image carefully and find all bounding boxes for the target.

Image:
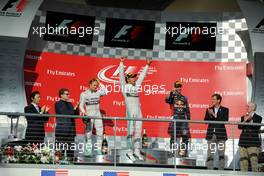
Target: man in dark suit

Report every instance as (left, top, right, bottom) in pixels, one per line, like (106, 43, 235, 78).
(204, 93, 229, 170)
(55, 88, 78, 160)
(24, 91, 50, 144)
(238, 102, 262, 172)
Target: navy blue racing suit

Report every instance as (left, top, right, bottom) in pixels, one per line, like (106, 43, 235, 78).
(166, 92, 191, 152)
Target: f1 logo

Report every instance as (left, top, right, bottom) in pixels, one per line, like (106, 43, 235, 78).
(174, 28, 192, 42)
(58, 19, 73, 28)
(114, 25, 132, 39)
(1, 0, 27, 12)
(2, 0, 18, 11)
(58, 19, 84, 30)
(114, 25, 144, 41)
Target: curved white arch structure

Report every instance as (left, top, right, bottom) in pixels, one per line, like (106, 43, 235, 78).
(0, 0, 44, 112)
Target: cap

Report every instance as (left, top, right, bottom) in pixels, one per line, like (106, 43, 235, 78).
(126, 73, 137, 79)
(174, 81, 182, 88)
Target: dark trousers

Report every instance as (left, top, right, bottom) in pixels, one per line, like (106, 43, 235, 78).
(169, 121, 190, 151)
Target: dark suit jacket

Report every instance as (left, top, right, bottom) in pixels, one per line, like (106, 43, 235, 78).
(204, 106, 229, 141)
(238, 113, 262, 147)
(24, 104, 49, 142)
(54, 100, 76, 137)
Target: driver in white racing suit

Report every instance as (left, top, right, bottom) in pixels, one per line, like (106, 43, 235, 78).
(79, 78, 107, 155)
(119, 57, 152, 161)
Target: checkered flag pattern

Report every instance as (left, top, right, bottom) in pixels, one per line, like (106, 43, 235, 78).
(27, 2, 248, 62)
(28, 1, 249, 167)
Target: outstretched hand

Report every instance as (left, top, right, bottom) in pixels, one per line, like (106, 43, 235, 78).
(146, 58, 152, 66)
(120, 57, 125, 63)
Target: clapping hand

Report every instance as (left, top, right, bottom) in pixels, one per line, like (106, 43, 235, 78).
(45, 105, 50, 113)
(41, 106, 46, 114)
(74, 101, 80, 110)
(207, 108, 216, 118)
(40, 105, 50, 114)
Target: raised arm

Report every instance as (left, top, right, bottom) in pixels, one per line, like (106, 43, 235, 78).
(98, 82, 108, 96)
(165, 91, 174, 104)
(135, 58, 152, 86)
(94, 78, 108, 96)
(119, 57, 126, 95)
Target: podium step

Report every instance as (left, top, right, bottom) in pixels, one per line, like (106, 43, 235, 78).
(75, 148, 196, 166)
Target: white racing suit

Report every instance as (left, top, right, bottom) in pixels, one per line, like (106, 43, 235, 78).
(119, 62, 149, 157)
(79, 85, 107, 153)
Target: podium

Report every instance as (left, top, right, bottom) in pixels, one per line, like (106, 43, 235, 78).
(75, 148, 196, 166)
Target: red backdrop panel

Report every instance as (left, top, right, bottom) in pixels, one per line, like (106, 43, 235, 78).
(24, 50, 247, 138)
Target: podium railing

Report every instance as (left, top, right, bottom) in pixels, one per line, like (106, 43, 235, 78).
(0, 112, 263, 172)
